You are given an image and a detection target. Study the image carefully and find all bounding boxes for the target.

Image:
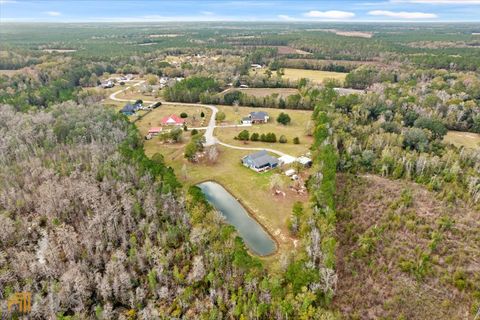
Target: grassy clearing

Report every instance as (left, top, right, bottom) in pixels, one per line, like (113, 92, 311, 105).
(282, 68, 347, 84)
(0, 69, 23, 76)
(444, 130, 480, 149)
(215, 105, 313, 156)
(144, 142, 307, 258)
(134, 104, 211, 134)
(226, 87, 299, 98)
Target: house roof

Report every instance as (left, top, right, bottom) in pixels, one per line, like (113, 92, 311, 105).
(250, 111, 268, 121)
(161, 114, 185, 125)
(244, 150, 278, 168)
(121, 104, 136, 113)
(148, 127, 162, 133)
(278, 155, 296, 165)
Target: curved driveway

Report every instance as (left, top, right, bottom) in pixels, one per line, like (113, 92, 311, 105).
(109, 82, 292, 155)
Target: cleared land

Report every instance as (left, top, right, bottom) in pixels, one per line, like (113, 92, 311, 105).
(215, 105, 313, 156)
(443, 130, 480, 149)
(0, 70, 22, 76)
(41, 49, 77, 53)
(276, 46, 312, 55)
(282, 68, 347, 84)
(285, 58, 383, 68)
(334, 174, 479, 319)
(106, 91, 311, 258)
(225, 87, 299, 98)
(141, 142, 306, 258)
(135, 104, 211, 134)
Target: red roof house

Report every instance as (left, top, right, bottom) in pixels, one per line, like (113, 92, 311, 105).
(161, 115, 185, 126)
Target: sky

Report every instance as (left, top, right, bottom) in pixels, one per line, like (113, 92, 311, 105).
(1, 0, 480, 23)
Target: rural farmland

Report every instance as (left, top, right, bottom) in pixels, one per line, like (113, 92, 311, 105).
(282, 68, 348, 84)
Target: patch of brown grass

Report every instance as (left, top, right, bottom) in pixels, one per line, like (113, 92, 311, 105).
(334, 173, 480, 319)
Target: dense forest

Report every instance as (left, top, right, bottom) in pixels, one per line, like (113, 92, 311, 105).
(0, 102, 339, 319)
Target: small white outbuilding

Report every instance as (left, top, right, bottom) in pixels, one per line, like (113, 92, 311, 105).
(285, 169, 296, 177)
(278, 155, 296, 165)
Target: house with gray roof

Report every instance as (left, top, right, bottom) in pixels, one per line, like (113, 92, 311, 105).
(242, 150, 279, 172)
(242, 111, 269, 124)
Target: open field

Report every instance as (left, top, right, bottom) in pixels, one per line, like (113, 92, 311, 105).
(276, 46, 312, 55)
(282, 68, 347, 84)
(144, 142, 306, 257)
(285, 58, 384, 68)
(41, 49, 77, 53)
(134, 104, 211, 133)
(317, 29, 373, 38)
(0, 69, 22, 76)
(443, 130, 480, 149)
(215, 105, 313, 156)
(224, 87, 299, 98)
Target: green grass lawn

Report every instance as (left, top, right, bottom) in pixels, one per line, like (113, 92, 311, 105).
(215, 105, 313, 156)
(143, 141, 307, 258)
(135, 104, 211, 135)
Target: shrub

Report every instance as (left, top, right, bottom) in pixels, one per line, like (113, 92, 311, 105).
(403, 128, 429, 152)
(279, 135, 287, 143)
(191, 129, 198, 136)
(215, 111, 226, 121)
(250, 132, 259, 141)
(200, 111, 205, 118)
(238, 130, 250, 141)
(277, 112, 291, 125)
(293, 137, 300, 144)
(266, 132, 277, 143)
(381, 121, 401, 134)
(180, 112, 188, 118)
(414, 116, 447, 140)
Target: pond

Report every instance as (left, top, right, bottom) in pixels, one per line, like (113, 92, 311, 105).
(197, 181, 276, 256)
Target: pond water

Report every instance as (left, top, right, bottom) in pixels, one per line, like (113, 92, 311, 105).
(197, 181, 276, 256)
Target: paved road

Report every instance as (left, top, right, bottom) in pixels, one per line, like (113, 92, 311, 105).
(109, 83, 292, 155)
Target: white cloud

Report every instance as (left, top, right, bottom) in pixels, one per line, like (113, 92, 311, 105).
(200, 11, 214, 15)
(368, 10, 437, 18)
(44, 11, 61, 16)
(391, 0, 480, 3)
(304, 10, 355, 19)
(278, 14, 295, 20)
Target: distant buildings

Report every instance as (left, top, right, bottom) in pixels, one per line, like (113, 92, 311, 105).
(159, 76, 184, 88)
(100, 80, 114, 88)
